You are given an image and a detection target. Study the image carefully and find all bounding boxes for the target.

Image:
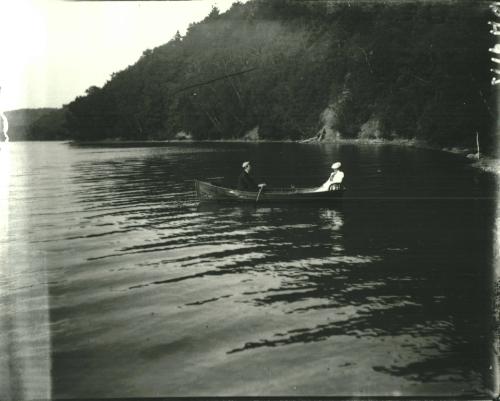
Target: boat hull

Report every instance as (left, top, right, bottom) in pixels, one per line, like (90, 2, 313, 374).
(194, 180, 344, 203)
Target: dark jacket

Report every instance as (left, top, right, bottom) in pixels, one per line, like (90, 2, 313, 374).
(237, 170, 258, 191)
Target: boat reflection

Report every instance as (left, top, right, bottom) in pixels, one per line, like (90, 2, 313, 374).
(197, 200, 344, 213)
(319, 207, 344, 231)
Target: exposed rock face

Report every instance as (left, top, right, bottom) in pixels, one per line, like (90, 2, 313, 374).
(301, 105, 342, 143)
(320, 128, 341, 142)
(314, 82, 353, 142)
(359, 117, 382, 139)
(174, 131, 193, 140)
(320, 105, 338, 131)
(319, 105, 342, 140)
(243, 126, 259, 141)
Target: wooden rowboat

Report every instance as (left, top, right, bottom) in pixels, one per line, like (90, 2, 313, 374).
(194, 180, 344, 203)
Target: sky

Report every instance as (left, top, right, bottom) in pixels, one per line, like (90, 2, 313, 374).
(0, 0, 246, 111)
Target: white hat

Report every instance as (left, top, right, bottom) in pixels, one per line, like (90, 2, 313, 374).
(331, 162, 341, 169)
(242, 161, 250, 168)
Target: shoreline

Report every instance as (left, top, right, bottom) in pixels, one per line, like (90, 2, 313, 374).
(66, 138, 499, 175)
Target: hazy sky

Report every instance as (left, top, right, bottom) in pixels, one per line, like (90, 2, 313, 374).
(0, 0, 246, 111)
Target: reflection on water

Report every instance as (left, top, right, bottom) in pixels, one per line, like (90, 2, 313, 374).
(1, 142, 496, 398)
(0, 143, 52, 401)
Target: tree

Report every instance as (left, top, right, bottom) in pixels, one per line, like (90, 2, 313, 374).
(35, 0, 494, 154)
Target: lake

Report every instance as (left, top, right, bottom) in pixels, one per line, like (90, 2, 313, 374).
(0, 141, 497, 399)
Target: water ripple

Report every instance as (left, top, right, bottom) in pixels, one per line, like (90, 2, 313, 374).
(6, 142, 493, 397)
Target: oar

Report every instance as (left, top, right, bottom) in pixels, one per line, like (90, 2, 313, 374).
(256, 185, 264, 203)
(206, 176, 224, 182)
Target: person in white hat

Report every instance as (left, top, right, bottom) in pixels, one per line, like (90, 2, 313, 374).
(237, 161, 266, 191)
(314, 162, 344, 192)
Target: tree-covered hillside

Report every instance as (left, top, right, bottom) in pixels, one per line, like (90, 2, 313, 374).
(5, 108, 61, 140)
(32, 0, 496, 153)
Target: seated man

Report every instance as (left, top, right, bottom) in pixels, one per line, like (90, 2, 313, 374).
(237, 161, 266, 191)
(314, 162, 344, 192)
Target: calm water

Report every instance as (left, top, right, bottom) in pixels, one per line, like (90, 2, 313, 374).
(0, 141, 497, 399)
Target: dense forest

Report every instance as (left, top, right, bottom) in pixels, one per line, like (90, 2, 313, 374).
(28, 0, 496, 153)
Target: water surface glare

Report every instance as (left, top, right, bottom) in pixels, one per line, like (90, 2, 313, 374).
(1, 142, 496, 398)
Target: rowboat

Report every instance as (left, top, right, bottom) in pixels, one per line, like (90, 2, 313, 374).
(194, 180, 345, 203)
